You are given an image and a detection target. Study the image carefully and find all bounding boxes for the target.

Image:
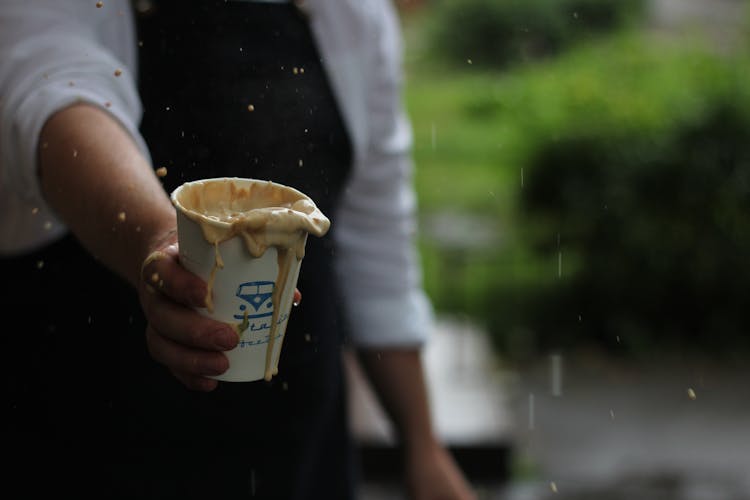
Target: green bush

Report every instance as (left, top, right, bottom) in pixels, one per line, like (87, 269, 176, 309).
(408, 14, 750, 361)
(508, 104, 750, 355)
(425, 0, 646, 69)
(483, 62, 750, 361)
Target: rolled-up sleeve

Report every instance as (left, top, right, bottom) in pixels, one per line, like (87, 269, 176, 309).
(332, 0, 434, 348)
(0, 0, 146, 253)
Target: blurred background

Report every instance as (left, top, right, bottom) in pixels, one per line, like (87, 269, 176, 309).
(352, 0, 750, 498)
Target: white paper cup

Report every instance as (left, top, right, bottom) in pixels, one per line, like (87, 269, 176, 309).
(171, 177, 330, 382)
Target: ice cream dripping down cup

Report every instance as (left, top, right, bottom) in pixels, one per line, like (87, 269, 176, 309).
(170, 177, 330, 382)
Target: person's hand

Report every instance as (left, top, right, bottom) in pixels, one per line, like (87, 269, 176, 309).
(137, 236, 305, 391)
(138, 241, 238, 391)
(405, 440, 477, 500)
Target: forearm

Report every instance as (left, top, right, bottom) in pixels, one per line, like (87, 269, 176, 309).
(38, 103, 176, 288)
(357, 348, 438, 454)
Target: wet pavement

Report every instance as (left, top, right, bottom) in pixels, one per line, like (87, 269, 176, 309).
(356, 322, 750, 500)
(491, 352, 750, 500)
(649, 0, 747, 48)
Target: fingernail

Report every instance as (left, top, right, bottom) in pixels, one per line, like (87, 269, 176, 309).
(205, 357, 229, 376)
(214, 328, 238, 350)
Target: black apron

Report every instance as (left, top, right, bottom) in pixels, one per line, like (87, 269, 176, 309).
(2, 1, 356, 498)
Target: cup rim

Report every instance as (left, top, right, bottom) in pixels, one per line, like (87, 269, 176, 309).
(170, 177, 313, 229)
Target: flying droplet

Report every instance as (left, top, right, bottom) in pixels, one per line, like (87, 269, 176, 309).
(251, 469, 256, 496)
(467, 58, 473, 64)
(550, 353, 563, 397)
(550, 481, 558, 493)
(72, 149, 78, 158)
(247, 104, 255, 112)
(150, 272, 159, 284)
(687, 388, 697, 400)
(36, 260, 44, 269)
(31, 207, 39, 215)
(298, 159, 303, 167)
(117, 211, 126, 222)
(96, 1, 103, 7)
(528, 393, 535, 430)
(114, 68, 122, 77)
(155, 166, 168, 177)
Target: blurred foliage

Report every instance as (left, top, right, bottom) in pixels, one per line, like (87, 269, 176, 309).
(496, 101, 750, 362)
(406, 10, 750, 362)
(424, 0, 647, 69)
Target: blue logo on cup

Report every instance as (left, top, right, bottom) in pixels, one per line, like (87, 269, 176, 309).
(234, 281, 275, 320)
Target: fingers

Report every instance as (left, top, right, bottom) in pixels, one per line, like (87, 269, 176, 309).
(139, 242, 238, 391)
(142, 291, 238, 351)
(146, 324, 229, 388)
(142, 294, 236, 391)
(141, 244, 207, 308)
(171, 371, 220, 392)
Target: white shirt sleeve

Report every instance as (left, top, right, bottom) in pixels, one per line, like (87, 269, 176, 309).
(328, 0, 435, 348)
(0, 0, 147, 254)
(334, 113, 435, 349)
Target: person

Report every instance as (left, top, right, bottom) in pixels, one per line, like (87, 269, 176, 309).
(0, 0, 476, 498)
